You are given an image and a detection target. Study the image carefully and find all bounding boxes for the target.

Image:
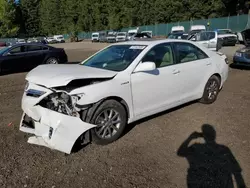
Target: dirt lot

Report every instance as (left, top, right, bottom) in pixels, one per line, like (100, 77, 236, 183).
(0, 42, 249, 188)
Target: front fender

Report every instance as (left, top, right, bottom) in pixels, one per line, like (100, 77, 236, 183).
(69, 79, 134, 119)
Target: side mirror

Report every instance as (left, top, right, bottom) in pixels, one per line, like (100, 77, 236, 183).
(134, 62, 156, 73)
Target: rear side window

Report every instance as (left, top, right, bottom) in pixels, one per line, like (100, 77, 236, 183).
(27, 45, 43, 52)
(174, 42, 208, 63)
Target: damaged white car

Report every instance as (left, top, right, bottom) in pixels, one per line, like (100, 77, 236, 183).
(20, 40, 229, 154)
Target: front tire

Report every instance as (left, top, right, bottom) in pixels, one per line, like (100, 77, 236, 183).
(200, 75, 220, 104)
(89, 100, 127, 145)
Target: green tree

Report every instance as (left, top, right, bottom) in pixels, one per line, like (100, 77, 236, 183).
(21, 0, 41, 36)
(0, 0, 19, 37)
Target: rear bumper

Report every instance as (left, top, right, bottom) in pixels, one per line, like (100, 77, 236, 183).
(20, 89, 96, 154)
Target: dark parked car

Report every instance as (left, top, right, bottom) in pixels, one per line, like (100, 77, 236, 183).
(129, 32, 152, 41)
(0, 43, 68, 74)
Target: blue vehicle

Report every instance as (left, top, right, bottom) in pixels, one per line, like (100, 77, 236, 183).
(232, 29, 250, 67)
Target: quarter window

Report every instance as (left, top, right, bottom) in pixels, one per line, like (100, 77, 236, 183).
(142, 44, 174, 68)
(174, 42, 208, 63)
(9, 46, 25, 54)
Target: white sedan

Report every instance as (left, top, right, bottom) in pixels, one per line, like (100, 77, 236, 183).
(20, 39, 229, 154)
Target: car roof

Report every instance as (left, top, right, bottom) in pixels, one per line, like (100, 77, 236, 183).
(9, 43, 49, 48)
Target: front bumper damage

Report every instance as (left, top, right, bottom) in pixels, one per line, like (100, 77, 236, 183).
(20, 84, 96, 154)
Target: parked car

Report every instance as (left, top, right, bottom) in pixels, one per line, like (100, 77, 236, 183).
(46, 37, 58, 44)
(188, 31, 222, 51)
(20, 39, 228, 154)
(16, 39, 26, 44)
(232, 29, 250, 67)
(171, 26, 185, 33)
(54, 35, 65, 43)
(129, 32, 152, 41)
(188, 25, 206, 37)
(27, 38, 39, 43)
(127, 29, 138, 40)
(116, 32, 127, 42)
(0, 43, 67, 74)
(216, 29, 237, 46)
(92, 32, 100, 42)
(0, 41, 6, 47)
(107, 32, 117, 43)
(99, 32, 108, 43)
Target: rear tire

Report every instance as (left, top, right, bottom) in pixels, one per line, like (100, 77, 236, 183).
(200, 75, 220, 104)
(46, 57, 58, 64)
(83, 100, 127, 145)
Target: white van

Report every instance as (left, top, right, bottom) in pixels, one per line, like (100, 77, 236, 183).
(92, 32, 100, 42)
(116, 32, 127, 42)
(189, 25, 206, 35)
(127, 29, 138, 40)
(171, 26, 185, 33)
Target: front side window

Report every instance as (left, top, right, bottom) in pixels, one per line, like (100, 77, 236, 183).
(174, 42, 208, 63)
(82, 45, 146, 71)
(142, 43, 174, 68)
(9, 46, 25, 54)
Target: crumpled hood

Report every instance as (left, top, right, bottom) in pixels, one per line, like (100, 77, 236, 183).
(26, 64, 117, 88)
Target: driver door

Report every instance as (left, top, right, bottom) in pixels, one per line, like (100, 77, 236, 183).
(131, 43, 181, 117)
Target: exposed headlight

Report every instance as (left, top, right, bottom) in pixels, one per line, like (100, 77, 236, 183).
(235, 52, 242, 57)
(26, 89, 46, 97)
(25, 82, 29, 91)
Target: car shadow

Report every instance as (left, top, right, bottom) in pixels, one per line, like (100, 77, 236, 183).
(230, 63, 250, 70)
(177, 124, 246, 188)
(122, 100, 197, 137)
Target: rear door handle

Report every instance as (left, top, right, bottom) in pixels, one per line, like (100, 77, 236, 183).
(173, 69, 180, 74)
(206, 62, 212, 66)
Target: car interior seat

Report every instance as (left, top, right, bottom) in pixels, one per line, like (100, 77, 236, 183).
(160, 47, 174, 67)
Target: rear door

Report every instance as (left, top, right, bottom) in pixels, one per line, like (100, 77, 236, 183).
(1, 46, 27, 72)
(25, 45, 46, 69)
(172, 42, 213, 102)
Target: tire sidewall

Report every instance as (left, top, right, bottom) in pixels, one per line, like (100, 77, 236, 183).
(46, 57, 58, 64)
(90, 100, 127, 145)
(201, 76, 220, 104)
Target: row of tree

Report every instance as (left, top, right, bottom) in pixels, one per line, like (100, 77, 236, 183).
(0, 0, 248, 38)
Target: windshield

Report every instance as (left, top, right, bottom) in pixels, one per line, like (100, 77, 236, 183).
(0, 47, 10, 54)
(117, 33, 126, 36)
(218, 30, 232, 35)
(57, 37, 64, 39)
(82, 45, 146, 71)
(92, 34, 99, 37)
(128, 32, 136, 36)
(108, 34, 115, 37)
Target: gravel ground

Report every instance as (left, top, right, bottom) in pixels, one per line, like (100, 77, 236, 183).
(0, 42, 249, 188)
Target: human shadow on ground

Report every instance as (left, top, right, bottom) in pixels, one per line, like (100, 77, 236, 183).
(177, 124, 246, 188)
